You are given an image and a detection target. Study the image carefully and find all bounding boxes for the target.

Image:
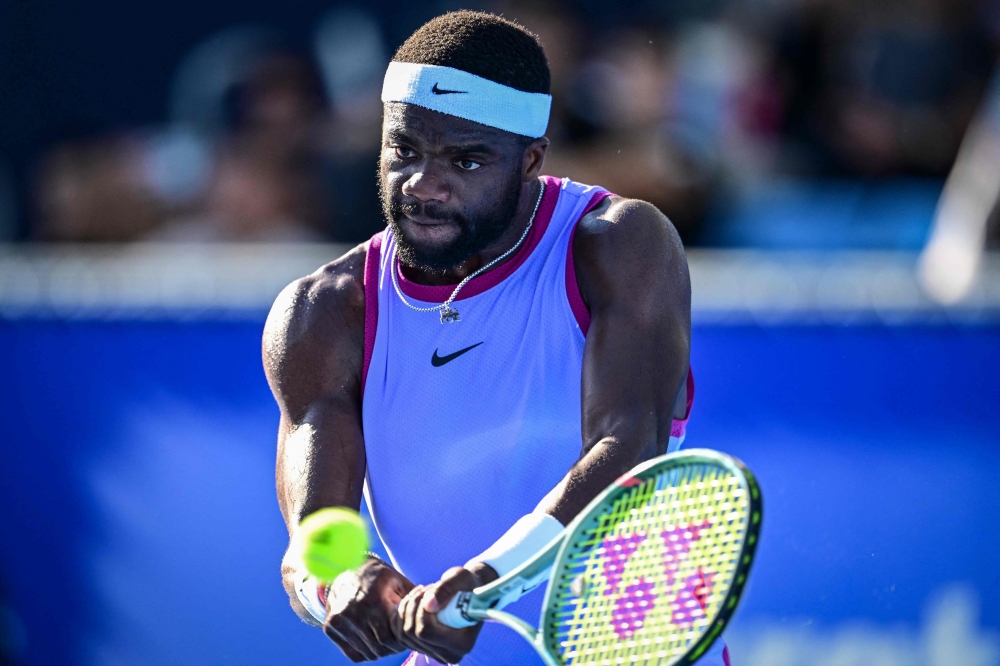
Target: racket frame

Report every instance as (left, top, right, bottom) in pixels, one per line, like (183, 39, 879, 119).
(446, 449, 762, 666)
(540, 449, 762, 665)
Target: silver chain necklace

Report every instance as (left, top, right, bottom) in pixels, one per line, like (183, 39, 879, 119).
(390, 180, 546, 323)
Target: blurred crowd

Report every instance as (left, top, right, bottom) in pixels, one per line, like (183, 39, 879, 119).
(3, 0, 999, 245)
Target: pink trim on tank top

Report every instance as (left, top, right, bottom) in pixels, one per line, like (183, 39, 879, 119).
(564, 189, 614, 335)
(394, 175, 562, 303)
(361, 232, 383, 394)
(670, 370, 696, 438)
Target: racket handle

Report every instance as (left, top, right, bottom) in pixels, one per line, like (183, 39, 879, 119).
(437, 591, 477, 628)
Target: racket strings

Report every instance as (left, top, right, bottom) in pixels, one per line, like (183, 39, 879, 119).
(547, 463, 750, 665)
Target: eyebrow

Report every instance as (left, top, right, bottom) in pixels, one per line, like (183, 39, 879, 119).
(445, 143, 495, 155)
(386, 129, 418, 145)
(386, 131, 499, 157)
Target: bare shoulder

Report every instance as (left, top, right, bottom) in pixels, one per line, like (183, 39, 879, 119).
(575, 196, 684, 261)
(263, 242, 369, 415)
(264, 242, 367, 350)
(573, 196, 689, 306)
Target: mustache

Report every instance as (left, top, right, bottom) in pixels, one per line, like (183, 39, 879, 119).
(388, 196, 462, 224)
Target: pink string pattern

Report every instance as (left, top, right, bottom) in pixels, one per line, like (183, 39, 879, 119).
(662, 521, 713, 626)
(601, 533, 654, 638)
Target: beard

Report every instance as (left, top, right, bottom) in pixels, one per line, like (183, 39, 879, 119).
(380, 170, 523, 274)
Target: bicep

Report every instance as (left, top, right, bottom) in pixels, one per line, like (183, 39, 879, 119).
(264, 274, 367, 532)
(578, 201, 691, 457)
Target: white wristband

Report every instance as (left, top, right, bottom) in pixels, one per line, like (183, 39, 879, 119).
(466, 513, 564, 579)
(295, 571, 328, 624)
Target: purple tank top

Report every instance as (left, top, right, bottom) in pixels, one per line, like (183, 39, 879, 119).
(360, 176, 695, 666)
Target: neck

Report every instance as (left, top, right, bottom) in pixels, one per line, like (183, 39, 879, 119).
(400, 178, 542, 287)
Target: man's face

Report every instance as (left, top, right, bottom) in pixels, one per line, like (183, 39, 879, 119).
(379, 103, 528, 273)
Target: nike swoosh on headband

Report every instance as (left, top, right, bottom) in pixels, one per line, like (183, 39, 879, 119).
(432, 83, 467, 95)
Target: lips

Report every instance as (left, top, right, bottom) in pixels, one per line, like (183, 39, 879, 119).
(404, 213, 451, 226)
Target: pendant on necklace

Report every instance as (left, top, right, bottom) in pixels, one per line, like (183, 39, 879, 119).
(440, 306, 461, 323)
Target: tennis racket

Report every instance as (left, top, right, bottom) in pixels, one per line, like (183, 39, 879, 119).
(437, 449, 762, 666)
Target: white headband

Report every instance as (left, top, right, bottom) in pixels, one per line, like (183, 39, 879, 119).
(381, 61, 551, 138)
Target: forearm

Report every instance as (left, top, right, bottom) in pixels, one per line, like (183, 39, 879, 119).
(465, 435, 656, 580)
(276, 409, 366, 524)
(275, 416, 368, 626)
(536, 434, 653, 525)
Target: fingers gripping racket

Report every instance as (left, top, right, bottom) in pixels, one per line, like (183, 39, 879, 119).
(437, 449, 762, 666)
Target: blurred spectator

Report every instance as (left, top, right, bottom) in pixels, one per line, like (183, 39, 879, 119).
(501, 0, 590, 143)
(312, 7, 390, 243)
(154, 50, 329, 242)
(774, 0, 993, 178)
(12, 0, 1000, 246)
(152, 136, 325, 242)
(34, 134, 163, 242)
(508, 1, 711, 239)
(33, 27, 335, 243)
(512, 1, 780, 239)
(169, 26, 283, 136)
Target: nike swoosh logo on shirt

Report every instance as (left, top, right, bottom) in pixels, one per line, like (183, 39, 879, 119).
(432, 83, 467, 95)
(431, 342, 484, 367)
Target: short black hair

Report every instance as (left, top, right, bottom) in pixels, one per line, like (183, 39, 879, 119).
(393, 11, 550, 95)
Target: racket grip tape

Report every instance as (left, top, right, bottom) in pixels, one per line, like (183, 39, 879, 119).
(437, 591, 477, 628)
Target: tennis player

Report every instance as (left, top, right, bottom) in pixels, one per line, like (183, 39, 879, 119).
(264, 11, 729, 666)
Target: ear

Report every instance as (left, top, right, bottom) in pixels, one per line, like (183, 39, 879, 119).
(522, 137, 550, 182)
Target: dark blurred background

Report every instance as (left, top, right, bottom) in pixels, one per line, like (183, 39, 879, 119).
(2, 2, 1000, 666)
(2, 0, 998, 248)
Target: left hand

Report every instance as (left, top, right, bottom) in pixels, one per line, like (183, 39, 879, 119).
(391, 566, 488, 664)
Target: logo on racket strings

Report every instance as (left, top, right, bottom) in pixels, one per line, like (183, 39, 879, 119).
(600, 521, 713, 639)
(662, 521, 714, 628)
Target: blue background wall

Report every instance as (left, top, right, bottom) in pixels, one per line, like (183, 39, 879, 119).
(1, 319, 998, 665)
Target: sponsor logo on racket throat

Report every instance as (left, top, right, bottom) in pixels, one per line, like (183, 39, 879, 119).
(431, 342, 484, 367)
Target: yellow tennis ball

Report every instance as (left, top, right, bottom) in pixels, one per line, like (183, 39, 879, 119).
(298, 507, 369, 583)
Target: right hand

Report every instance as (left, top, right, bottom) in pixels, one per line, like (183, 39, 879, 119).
(390, 565, 494, 664)
(323, 557, 415, 662)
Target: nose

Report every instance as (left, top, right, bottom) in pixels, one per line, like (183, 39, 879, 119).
(401, 171, 450, 204)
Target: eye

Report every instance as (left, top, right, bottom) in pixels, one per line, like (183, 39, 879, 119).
(455, 159, 482, 171)
(394, 146, 416, 159)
